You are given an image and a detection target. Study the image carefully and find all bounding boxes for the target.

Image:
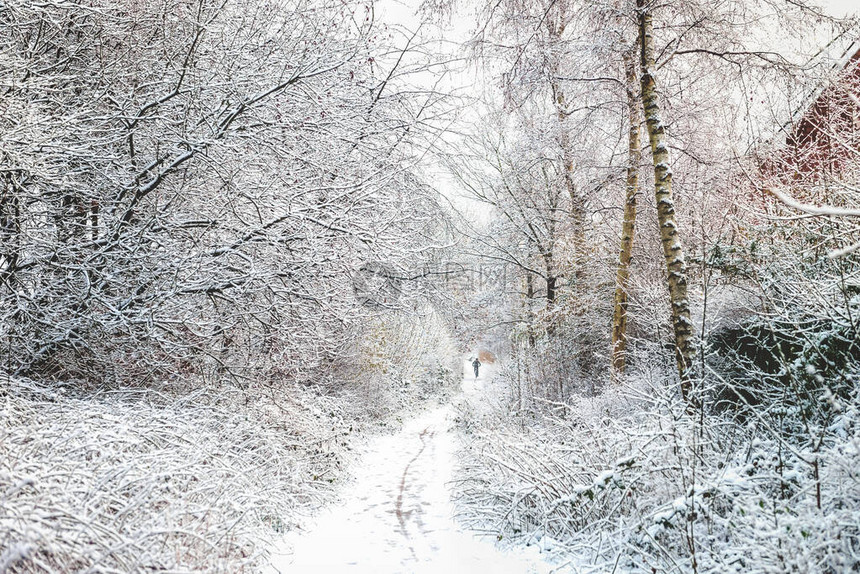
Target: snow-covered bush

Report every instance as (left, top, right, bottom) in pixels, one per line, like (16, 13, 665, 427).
(335, 305, 460, 419)
(453, 348, 860, 573)
(0, 377, 353, 572)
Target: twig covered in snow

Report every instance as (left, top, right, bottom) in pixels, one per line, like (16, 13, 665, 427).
(452, 350, 860, 573)
(0, 376, 352, 573)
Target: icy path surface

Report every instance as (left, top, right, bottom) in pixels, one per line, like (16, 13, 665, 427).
(267, 367, 554, 574)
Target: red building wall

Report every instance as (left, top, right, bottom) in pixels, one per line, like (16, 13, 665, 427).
(774, 45, 860, 183)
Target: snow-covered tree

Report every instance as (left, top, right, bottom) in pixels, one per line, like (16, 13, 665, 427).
(0, 0, 453, 386)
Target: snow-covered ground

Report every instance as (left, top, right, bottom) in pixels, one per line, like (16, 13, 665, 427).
(267, 360, 557, 573)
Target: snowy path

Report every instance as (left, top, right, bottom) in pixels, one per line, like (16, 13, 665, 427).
(267, 366, 554, 574)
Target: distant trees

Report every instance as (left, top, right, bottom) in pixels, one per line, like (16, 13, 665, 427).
(0, 0, 452, 386)
(467, 0, 697, 397)
(459, 0, 858, 405)
(451, 124, 570, 307)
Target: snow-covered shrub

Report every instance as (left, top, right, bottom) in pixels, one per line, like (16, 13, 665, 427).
(498, 287, 615, 412)
(453, 347, 860, 573)
(706, 239, 859, 418)
(332, 305, 460, 420)
(0, 376, 352, 573)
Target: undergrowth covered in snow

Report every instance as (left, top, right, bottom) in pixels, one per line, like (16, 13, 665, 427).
(0, 377, 353, 573)
(453, 357, 860, 573)
(0, 305, 459, 573)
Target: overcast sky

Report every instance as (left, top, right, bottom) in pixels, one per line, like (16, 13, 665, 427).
(822, 0, 859, 17)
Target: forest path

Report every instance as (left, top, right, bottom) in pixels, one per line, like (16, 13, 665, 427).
(267, 361, 554, 574)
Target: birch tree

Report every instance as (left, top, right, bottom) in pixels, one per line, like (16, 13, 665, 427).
(450, 120, 570, 311)
(636, 0, 696, 397)
(611, 48, 641, 379)
(470, 0, 623, 295)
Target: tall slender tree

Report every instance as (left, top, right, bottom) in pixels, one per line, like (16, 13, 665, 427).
(637, 0, 695, 398)
(611, 47, 642, 379)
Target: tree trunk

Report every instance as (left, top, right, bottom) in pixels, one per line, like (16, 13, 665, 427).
(637, 0, 695, 399)
(0, 172, 22, 289)
(546, 274, 557, 304)
(546, 5, 587, 292)
(611, 49, 641, 380)
(552, 85, 588, 290)
(525, 271, 536, 348)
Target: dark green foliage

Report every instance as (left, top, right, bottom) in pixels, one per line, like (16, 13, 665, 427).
(706, 234, 859, 430)
(710, 317, 858, 408)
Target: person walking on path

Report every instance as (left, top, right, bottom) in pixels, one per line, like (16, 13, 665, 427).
(472, 357, 481, 379)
